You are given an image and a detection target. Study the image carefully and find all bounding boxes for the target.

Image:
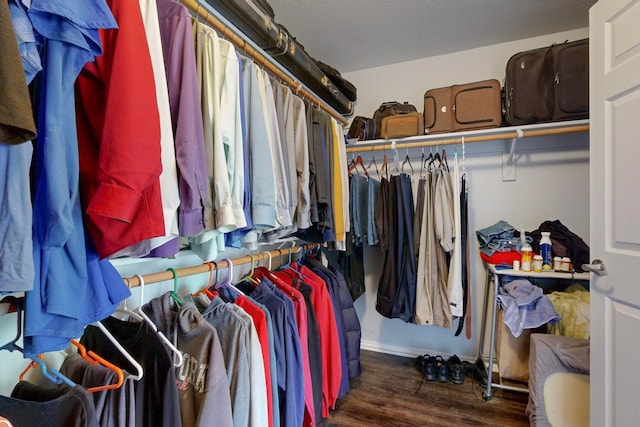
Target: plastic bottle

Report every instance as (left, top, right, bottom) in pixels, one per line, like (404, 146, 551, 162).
(540, 231, 552, 268)
(518, 227, 532, 272)
(521, 244, 532, 272)
(533, 255, 543, 272)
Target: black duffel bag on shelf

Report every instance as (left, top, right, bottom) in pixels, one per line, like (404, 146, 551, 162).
(347, 116, 377, 141)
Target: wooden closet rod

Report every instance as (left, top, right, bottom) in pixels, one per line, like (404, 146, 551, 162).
(122, 243, 321, 288)
(345, 123, 590, 153)
(183, 0, 348, 125)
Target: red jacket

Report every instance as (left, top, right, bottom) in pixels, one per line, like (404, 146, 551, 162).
(75, 0, 164, 258)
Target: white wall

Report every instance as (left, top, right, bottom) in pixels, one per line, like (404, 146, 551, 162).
(343, 28, 590, 360)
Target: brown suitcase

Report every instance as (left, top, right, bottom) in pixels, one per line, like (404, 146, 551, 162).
(504, 39, 588, 125)
(380, 112, 424, 139)
(423, 79, 502, 134)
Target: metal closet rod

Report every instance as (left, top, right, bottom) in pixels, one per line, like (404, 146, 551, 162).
(345, 123, 590, 153)
(122, 242, 321, 288)
(182, 0, 348, 125)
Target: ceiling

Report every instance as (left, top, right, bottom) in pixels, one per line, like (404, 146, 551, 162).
(267, 0, 596, 73)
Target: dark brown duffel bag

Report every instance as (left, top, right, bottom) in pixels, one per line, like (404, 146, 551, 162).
(504, 39, 588, 125)
(423, 79, 502, 134)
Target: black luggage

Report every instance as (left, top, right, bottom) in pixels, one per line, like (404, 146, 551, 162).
(204, 0, 354, 115)
(347, 116, 377, 141)
(423, 79, 502, 134)
(504, 39, 588, 125)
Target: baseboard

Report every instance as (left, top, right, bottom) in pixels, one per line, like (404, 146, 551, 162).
(360, 339, 442, 359)
(359, 339, 496, 371)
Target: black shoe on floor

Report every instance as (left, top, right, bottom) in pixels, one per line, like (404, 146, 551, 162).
(434, 356, 449, 383)
(447, 355, 464, 384)
(416, 354, 436, 381)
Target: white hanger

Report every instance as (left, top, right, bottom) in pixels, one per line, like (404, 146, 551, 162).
(114, 278, 144, 322)
(94, 321, 144, 381)
(134, 274, 184, 368)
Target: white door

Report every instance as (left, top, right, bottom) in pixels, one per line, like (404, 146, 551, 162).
(590, 1, 640, 426)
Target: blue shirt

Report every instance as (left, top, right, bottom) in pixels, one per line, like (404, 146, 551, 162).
(0, 1, 36, 292)
(24, 0, 129, 356)
(239, 278, 304, 427)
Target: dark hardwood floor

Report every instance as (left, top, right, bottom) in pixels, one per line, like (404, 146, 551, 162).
(324, 350, 529, 427)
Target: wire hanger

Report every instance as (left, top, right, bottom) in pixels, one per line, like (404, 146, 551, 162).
(166, 267, 184, 305)
(401, 149, 414, 175)
(69, 339, 124, 392)
(441, 148, 449, 172)
(134, 274, 184, 368)
(365, 153, 379, 178)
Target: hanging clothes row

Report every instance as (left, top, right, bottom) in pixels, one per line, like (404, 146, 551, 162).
(348, 149, 471, 334)
(0, 249, 362, 427)
(0, 0, 351, 360)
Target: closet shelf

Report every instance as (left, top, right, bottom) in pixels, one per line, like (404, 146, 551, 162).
(345, 119, 589, 153)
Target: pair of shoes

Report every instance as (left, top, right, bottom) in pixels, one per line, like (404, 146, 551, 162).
(447, 355, 464, 384)
(416, 354, 436, 381)
(434, 356, 449, 383)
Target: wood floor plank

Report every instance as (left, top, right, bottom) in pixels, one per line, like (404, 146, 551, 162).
(324, 350, 530, 426)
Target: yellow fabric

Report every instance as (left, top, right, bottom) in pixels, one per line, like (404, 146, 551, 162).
(546, 284, 590, 339)
(331, 119, 345, 247)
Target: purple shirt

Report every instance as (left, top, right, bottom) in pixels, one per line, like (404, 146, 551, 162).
(156, 0, 207, 239)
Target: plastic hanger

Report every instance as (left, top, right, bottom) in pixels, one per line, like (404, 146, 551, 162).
(237, 255, 259, 285)
(0, 296, 24, 353)
(262, 250, 273, 271)
(20, 354, 76, 387)
(166, 267, 184, 305)
(114, 279, 145, 322)
(193, 261, 218, 299)
(220, 258, 246, 296)
(69, 339, 124, 392)
(94, 321, 143, 381)
(134, 274, 184, 368)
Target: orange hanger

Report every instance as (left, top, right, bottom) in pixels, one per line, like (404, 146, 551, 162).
(70, 339, 124, 392)
(19, 354, 43, 381)
(195, 261, 219, 300)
